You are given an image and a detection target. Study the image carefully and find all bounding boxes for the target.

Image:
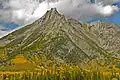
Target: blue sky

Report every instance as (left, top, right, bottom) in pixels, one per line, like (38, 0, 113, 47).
(84, 10, 120, 26)
(106, 2, 120, 26)
(0, 21, 19, 30)
(82, 2, 120, 26)
(106, 11, 120, 26)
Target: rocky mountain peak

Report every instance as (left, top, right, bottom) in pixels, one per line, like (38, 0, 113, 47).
(0, 8, 120, 69)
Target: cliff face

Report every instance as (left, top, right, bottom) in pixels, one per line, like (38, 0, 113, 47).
(0, 8, 120, 69)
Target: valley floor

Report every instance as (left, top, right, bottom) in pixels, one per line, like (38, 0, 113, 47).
(0, 67, 120, 80)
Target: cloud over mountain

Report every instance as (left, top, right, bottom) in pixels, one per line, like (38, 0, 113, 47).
(0, 0, 119, 24)
(0, 0, 119, 37)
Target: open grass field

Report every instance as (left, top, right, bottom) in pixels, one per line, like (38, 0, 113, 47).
(0, 66, 120, 80)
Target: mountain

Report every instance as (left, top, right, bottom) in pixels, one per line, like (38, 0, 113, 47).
(0, 8, 120, 70)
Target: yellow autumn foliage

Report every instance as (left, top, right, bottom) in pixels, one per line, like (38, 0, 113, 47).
(0, 54, 8, 61)
(11, 55, 30, 64)
(0, 65, 119, 80)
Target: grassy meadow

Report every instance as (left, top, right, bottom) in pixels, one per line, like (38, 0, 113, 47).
(0, 65, 120, 80)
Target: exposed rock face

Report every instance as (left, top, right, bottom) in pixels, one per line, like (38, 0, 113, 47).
(89, 21, 120, 50)
(0, 8, 120, 68)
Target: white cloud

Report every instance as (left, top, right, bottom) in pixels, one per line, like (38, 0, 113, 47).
(52, 0, 119, 20)
(0, 30, 8, 38)
(0, 0, 119, 24)
(0, 25, 9, 38)
(99, 5, 119, 17)
(0, 0, 119, 38)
